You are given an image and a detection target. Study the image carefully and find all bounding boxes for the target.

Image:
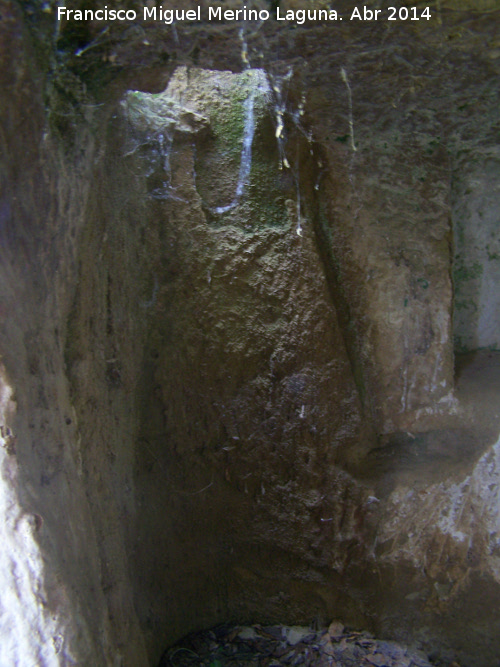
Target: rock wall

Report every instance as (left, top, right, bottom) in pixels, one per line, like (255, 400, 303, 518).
(115, 68, 376, 660)
(452, 155, 500, 352)
(1, 1, 500, 666)
(0, 2, 147, 663)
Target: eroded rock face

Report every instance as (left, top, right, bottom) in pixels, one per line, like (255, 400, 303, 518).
(113, 69, 375, 659)
(0, 3, 127, 664)
(452, 156, 500, 352)
(1, 1, 500, 666)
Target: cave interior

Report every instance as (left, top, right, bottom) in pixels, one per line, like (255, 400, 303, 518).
(1, 1, 500, 666)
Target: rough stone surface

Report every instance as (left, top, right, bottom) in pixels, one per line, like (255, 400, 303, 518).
(452, 155, 500, 352)
(1, 1, 500, 667)
(114, 69, 374, 661)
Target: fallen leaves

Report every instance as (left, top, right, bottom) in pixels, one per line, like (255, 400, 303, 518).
(159, 621, 449, 667)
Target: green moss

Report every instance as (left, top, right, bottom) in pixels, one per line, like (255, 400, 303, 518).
(412, 166, 427, 183)
(455, 298, 478, 312)
(211, 99, 246, 160)
(198, 71, 291, 234)
(426, 137, 441, 154)
(453, 261, 483, 284)
(417, 278, 429, 289)
(454, 219, 466, 247)
(206, 73, 265, 160)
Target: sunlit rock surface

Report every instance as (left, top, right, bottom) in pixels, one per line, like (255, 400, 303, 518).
(1, 1, 500, 665)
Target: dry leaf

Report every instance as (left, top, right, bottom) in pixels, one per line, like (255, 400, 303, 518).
(323, 640, 335, 656)
(393, 657, 411, 667)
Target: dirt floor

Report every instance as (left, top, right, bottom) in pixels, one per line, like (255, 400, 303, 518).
(158, 622, 461, 667)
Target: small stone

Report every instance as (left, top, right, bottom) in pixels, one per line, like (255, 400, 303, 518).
(237, 626, 257, 640)
(366, 653, 390, 667)
(284, 626, 315, 646)
(225, 627, 240, 642)
(328, 620, 345, 640)
(262, 626, 283, 638)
